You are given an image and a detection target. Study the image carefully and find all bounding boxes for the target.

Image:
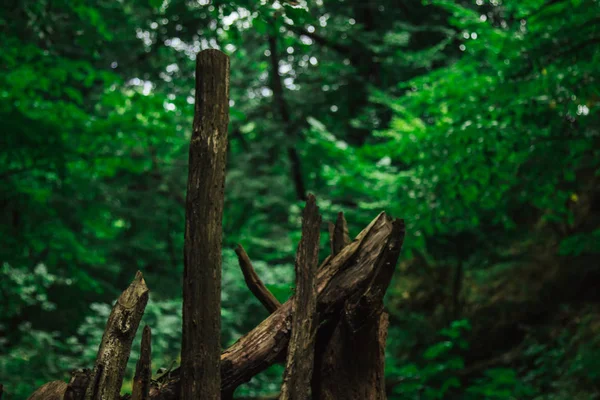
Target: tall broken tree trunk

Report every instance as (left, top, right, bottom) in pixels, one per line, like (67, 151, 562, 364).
(181, 48, 230, 400)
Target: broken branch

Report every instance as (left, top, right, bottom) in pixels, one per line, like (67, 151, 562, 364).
(235, 244, 281, 314)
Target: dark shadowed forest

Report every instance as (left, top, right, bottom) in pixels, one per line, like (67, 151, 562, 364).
(1, 0, 599, 398)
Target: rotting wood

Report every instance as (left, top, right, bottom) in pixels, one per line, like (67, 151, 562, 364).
(314, 219, 405, 400)
(149, 212, 393, 397)
(27, 381, 67, 400)
(315, 312, 390, 400)
(64, 370, 92, 400)
(84, 271, 149, 400)
(132, 325, 152, 400)
(25, 213, 400, 400)
(181, 48, 230, 400)
(280, 194, 321, 400)
(28, 369, 90, 400)
(235, 244, 281, 314)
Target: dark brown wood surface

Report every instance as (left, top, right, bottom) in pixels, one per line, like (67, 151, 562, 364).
(181, 48, 230, 400)
(84, 271, 149, 400)
(280, 195, 321, 399)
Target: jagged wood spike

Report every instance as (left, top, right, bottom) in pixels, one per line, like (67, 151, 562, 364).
(280, 194, 321, 400)
(84, 271, 149, 400)
(328, 221, 335, 255)
(235, 244, 281, 314)
(181, 48, 230, 400)
(132, 325, 152, 400)
(346, 218, 406, 327)
(332, 211, 350, 255)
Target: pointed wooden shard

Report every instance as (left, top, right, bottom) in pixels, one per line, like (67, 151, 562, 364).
(132, 325, 152, 400)
(84, 271, 149, 400)
(332, 212, 350, 255)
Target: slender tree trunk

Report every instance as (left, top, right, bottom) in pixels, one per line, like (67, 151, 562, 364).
(181, 49, 230, 400)
(280, 195, 321, 399)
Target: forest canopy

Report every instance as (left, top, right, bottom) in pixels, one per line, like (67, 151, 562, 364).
(1, 0, 599, 398)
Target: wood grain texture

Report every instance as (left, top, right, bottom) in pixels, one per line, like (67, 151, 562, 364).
(280, 194, 321, 400)
(84, 271, 149, 400)
(181, 48, 230, 400)
(314, 219, 405, 400)
(132, 325, 152, 400)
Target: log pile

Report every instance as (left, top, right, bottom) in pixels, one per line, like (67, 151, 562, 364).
(27, 49, 405, 400)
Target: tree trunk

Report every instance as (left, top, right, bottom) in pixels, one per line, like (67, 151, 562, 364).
(313, 219, 405, 400)
(181, 48, 230, 400)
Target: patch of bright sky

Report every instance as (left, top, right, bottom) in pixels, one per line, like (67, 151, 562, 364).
(127, 78, 153, 94)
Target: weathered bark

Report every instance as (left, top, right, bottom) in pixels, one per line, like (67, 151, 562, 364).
(280, 194, 321, 400)
(27, 381, 67, 400)
(84, 271, 149, 400)
(132, 326, 152, 400)
(29, 369, 90, 400)
(332, 212, 350, 256)
(150, 212, 393, 398)
(314, 219, 405, 400)
(181, 48, 230, 400)
(64, 370, 92, 400)
(235, 244, 281, 314)
(316, 312, 390, 400)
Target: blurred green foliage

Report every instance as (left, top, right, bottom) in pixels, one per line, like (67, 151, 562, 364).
(1, 0, 599, 398)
